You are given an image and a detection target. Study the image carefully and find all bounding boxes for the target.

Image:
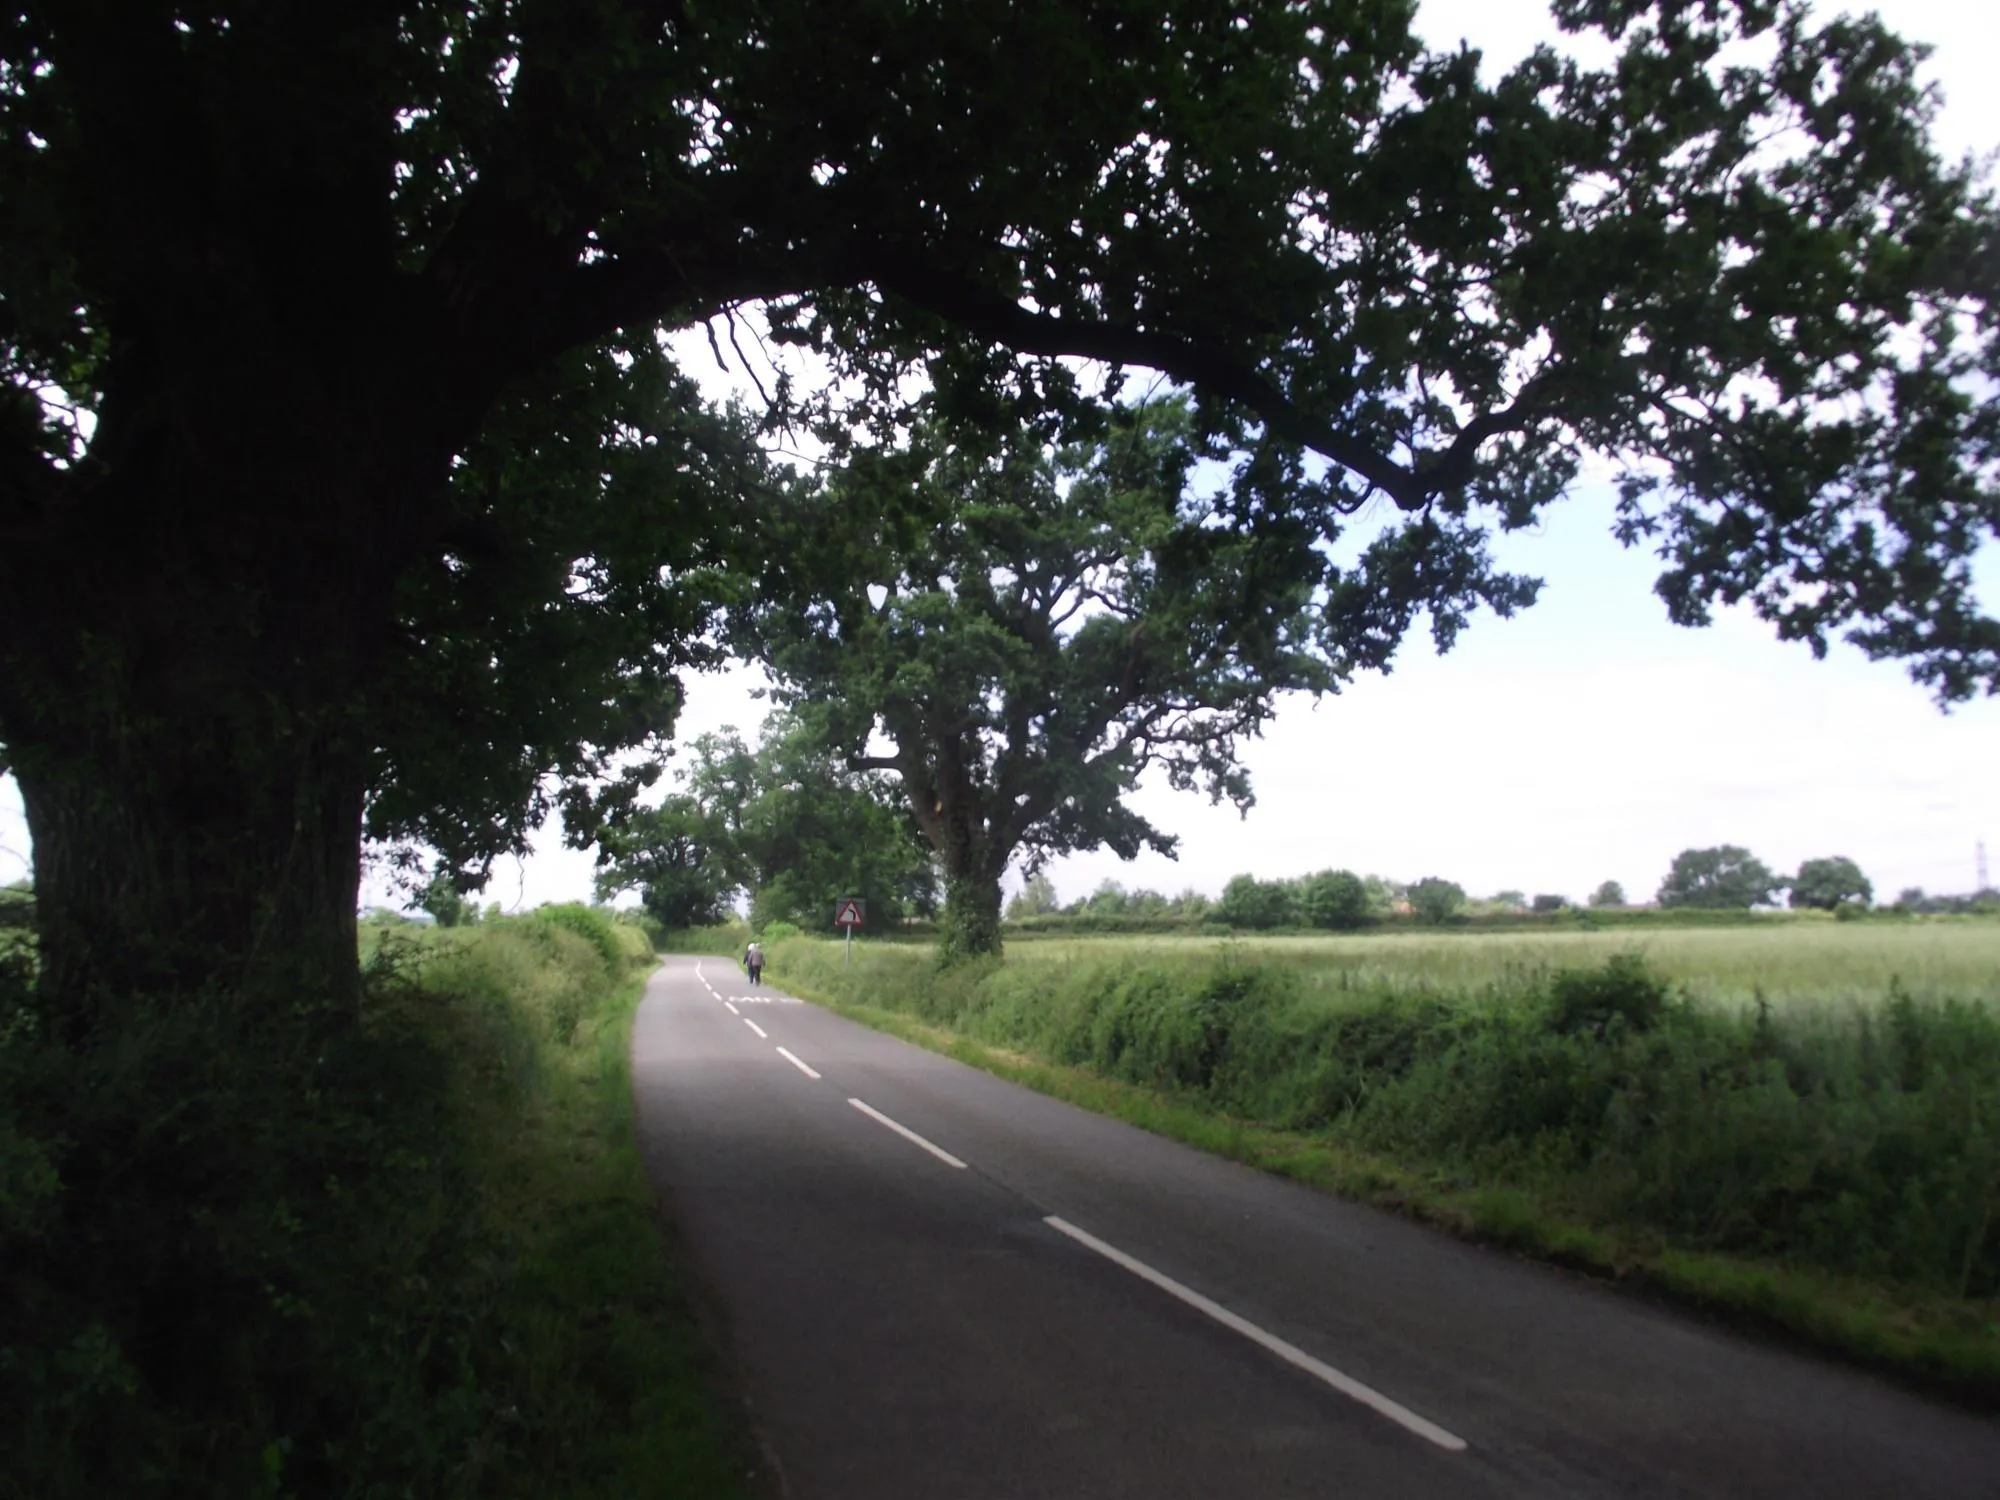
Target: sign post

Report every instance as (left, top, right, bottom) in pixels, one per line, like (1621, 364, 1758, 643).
(833, 897, 865, 966)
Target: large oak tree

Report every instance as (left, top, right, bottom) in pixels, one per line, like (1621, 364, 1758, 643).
(742, 397, 1535, 957)
(2, 1, 1995, 1019)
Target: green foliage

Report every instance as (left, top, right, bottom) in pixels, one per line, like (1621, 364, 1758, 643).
(1409, 877, 1467, 925)
(1219, 875, 1297, 931)
(1659, 846, 1786, 909)
(1531, 894, 1568, 914)
(1006, 873, 1061, 920)
(1298, 870, 1371, 930)
(1590, 880, 1627, 908)
(0, 916, 737, 1498)
(671, 716, 937, 933)
(757, 920, 803, 943)
(417, 870, 478, 927)
(594, 796, 738, 932)
(771, 937, 2000, 1306)
(743, 398, 1382, 956)
(1792, 856, 1874, 911)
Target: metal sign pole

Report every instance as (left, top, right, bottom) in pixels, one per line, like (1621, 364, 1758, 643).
(845, 923, 852, 968)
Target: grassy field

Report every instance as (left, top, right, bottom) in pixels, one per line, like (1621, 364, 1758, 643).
(766, 917, 2000, 1402)
(1000, 919, 2000, 1010)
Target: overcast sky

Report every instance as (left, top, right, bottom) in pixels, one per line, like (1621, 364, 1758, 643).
(3, 1, 1995, 910)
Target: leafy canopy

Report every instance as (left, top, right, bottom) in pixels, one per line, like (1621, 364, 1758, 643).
(1790, 855, 1873, 910)
(0, 0, 1994, 964)
(1657, 845, 1786, 908)
(614, 716, 939, 933)
(740, 398, 1450, 953)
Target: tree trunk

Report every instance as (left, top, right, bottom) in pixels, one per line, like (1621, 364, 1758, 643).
(15, 726, 368, 1031)
(937, 867, 1005, 965)
(1, 352, 449, 1029)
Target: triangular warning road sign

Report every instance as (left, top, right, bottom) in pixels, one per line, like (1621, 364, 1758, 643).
(834, 898, 865, 927)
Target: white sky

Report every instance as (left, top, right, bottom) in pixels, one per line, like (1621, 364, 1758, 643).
(2, 1, 1995, 910)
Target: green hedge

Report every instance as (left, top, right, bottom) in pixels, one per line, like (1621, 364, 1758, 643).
(771, 938, 2000, 1301)
(0, 913, 750, 1499)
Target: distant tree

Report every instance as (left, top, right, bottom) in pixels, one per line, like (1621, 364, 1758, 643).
(1169, 890, 1215, 922)
(1006, 873, 1061, 921)
(1657, 847, 1785, 910)
(1409, 877, 1467, 925)
(680, 719, 938, 933)
(1082, 881, 1133, 918)
(1589, 881, 1627, 908)
(1298, 870, 1371, 930)
(1219, 876, 1296, 931)
(415, 871, 478, 928)
(593, 796, 737, 932)
(1791, 857, 1873, 911)
(1491, 890, 1527, 912)
(1531, 894, 1568, 913)
(1362, 877, 1404, 915)
(743, 401, 1360, 961)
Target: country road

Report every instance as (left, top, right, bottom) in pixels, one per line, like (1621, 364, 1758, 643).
(630, 956, 2000, 1499)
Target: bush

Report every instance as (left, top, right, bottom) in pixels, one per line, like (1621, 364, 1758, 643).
(772, 939, 2000, 1303)
(1408, 877, 1466, 924)
(1298, 870, 1370, 930)
(0, 915, 705, 1499)
(533, 902, 651, 971)
(1218, 874, 1295, 930)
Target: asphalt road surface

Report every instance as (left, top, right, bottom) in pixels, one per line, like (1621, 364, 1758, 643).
(632, 956, 2000, 1499)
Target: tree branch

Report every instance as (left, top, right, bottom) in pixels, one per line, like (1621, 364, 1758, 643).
(839, 242, 1479, 511)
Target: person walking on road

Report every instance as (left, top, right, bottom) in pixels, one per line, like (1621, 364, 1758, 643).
(744, 940, 765, 986)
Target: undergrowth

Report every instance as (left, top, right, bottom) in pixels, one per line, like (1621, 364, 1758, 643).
(770, 935, 2000, 1395)
(0, 909, 752, 1498)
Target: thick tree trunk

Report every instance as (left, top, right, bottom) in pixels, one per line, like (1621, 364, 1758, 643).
(15, 728, 368, 1029)
(937, 867, 1005, 965)
(0, 348, 452, 1028)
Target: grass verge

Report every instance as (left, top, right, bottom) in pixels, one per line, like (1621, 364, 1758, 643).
(789, 983, 2000, 1410)
(471, 965, 761, 1499)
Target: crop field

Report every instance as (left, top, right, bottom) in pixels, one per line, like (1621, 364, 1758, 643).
(999, 918, 2000, 1012)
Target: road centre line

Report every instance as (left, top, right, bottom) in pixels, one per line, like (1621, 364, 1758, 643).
(743, 1017, 768, 1039)
(846, 1098, 968, 1170)
(1042, 1216, 1468, 1453)
(725, 1002, 740, 1015)
(776, 1046, 821, 1080)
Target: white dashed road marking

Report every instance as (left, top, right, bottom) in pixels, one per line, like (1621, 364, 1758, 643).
(725, 1002, 740, 1015)
(1042, 1216, 1467, 1452)
(743, 1017, 768, 1040)
(847, 1098, 968, 1170)
(776, 1046, 821, 1080)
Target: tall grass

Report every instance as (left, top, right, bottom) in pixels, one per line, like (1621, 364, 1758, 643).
(0, 911, 754, 1499)
(1004, 919, 2000, 1009)
(771, 929, 2000, 1364)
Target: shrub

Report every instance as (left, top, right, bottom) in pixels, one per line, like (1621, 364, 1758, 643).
(1545, 952, 1672, 1036)
(532, 902, 651, 973)
(1298, 870, 1370, 929)
(1792, 856, 1873, 911)
(1408, 877, 1466, 924)
(1218, 874, 1295, 930)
